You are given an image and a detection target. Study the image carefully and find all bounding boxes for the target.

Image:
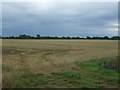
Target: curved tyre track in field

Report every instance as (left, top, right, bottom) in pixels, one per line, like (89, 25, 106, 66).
(2, 40, 118, 73)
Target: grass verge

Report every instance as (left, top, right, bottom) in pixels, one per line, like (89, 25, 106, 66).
(3, 57, 119, 88)
(75, 57, 119, 88)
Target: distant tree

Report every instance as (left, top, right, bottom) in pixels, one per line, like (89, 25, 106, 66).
(36, 34, 41, 39)
(76, 36, 80, 39)
(111, 36, 120, 40)
(103, 36, 109, 39)
(10, 36, 15, 39)
(2, 34, 120, 40)
(19, 34, 32, 39)
(92, 36, 101, 39)
(66, 36, 71, 39)
(72, 37, 75, 39)
(54, 36, 58, 39)
(86, 36, 91, 39)
(62, 36, 66, 39)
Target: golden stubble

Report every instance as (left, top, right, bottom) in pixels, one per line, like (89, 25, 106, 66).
(2, 39, 118, 74)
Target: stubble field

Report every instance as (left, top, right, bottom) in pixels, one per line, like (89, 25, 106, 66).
(2, 39, 119, 88)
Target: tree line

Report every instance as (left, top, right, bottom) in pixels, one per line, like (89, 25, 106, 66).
(1, 34, 120, 40)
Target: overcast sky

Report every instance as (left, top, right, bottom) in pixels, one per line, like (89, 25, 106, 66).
(2, 2, 118, 37)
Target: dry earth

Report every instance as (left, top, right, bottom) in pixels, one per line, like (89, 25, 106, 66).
(2, 39, 118, 74)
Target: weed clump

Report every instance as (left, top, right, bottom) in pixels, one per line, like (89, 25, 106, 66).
(99, 57, 119, 71)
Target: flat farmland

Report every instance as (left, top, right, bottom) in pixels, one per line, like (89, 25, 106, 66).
(2, 39, 119, 88)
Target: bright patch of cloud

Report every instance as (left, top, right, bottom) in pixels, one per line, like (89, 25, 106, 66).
(113, 24, 120, 27)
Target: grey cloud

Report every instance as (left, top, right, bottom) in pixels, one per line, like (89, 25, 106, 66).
(2, 2, 118, 37)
